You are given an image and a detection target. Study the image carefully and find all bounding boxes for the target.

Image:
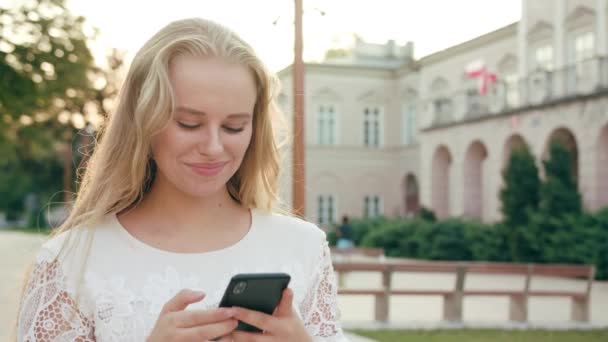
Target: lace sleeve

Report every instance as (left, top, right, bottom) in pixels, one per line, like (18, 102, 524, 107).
(17, 251, 95, 341)
(300, 240, 348, 342)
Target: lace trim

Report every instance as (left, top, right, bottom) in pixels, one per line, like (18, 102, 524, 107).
(17, 257, 95, 342)
(300, 240, 346, 341)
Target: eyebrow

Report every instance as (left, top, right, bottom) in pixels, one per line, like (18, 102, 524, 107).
(176, 106, 252, 119)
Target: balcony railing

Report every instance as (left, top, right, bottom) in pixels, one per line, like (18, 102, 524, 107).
(427, 56, 608, 128)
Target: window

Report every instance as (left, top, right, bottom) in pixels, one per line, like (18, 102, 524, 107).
(574, 32, 595, 78)
(363, 195, 382, 218)
(402, 103, 417, 145)
(466, 89, 482, 116)
(574, 32, 595, 62)
(363, 107, 382, 147)
(504, 74, 519, 108)
(433, 98, 452, 124)
(317, 195, 335, 225)
(535, 44, 554, 71)
(317, 105, 336, 145)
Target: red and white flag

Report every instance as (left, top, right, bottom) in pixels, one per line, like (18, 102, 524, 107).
(465, 59, 497, 96)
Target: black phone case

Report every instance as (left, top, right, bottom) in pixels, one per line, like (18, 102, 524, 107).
(219, 273, 291, 332)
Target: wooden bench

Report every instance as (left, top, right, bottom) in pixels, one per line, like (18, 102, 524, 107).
(333, 260, 595, 323)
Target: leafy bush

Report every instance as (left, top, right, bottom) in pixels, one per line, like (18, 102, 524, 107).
(344, 213, 606, 280)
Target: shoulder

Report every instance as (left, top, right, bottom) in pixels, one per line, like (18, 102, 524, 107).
(37, 230, 73, 262)
(253, 209, 327, 249)
(36, 216, 111, 266)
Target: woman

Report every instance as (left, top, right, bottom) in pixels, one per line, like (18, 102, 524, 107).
(16, 18, 346, 341)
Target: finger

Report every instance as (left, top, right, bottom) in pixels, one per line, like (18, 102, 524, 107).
(174, 308, 236, 328)
(274, 288, 293, 317)
(161, 289, 205, 314)
(231, 330, 273, 342)
(179, 318, 238, 341)
(232, 307, 276, 333)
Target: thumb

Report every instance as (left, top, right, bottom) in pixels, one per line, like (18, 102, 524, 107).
(274, 288, 294, 317)
(161, 289, 205, 314)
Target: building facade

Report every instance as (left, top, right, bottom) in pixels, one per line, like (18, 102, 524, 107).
(278, 0, 608, 226)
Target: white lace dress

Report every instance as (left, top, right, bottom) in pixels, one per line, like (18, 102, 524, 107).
(17, 209, 348, 341)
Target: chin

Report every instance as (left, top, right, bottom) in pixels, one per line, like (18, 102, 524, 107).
(179, 180, 229, 199)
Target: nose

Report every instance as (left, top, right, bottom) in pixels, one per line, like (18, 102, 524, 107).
(197, 125, 224, 156)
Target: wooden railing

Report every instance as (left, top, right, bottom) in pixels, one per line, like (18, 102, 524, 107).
(330, 247, 385, 258)
(332, 260, 596, 324)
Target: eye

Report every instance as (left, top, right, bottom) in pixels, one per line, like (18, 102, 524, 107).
(177, 122, 200, 129)
(223, 126, 245, 133)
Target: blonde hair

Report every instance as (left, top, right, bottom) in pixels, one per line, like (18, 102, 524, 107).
(66, 18, 284, 232)
(15, 18, 287, 336)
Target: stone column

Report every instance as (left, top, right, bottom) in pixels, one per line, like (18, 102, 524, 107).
(517, 0, 529, 104)
(597, 0, 607, 56)
(596, 0, 608, 88)
(554, 0, 566, 97)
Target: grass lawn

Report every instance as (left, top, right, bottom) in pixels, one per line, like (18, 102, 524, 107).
(352, 329, 608, 342)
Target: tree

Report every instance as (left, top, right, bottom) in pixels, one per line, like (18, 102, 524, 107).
(0, 0, 123, 223)
(500, 144, 540, 227)
(499, 144, 540, 261)
(539, 141, 582, 216)
(0, 0, 95, 121)
(521, 141, 584, 262)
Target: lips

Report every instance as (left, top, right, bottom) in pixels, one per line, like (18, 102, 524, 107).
(187, 161, 228, 176)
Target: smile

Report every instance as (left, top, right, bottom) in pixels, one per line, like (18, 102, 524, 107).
(187, 162, 228, 176)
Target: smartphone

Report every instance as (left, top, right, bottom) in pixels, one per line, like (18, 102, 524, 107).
(218, 273, 291, 333)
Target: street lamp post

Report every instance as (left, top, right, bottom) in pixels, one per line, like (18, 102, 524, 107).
(292, 0, 305, 217)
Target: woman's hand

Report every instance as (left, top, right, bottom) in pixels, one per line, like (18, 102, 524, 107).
(147, 289, 238, 342)
(230, 288, 312, 342)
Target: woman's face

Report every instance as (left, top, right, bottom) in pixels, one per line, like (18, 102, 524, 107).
(150, 55, 257, 199)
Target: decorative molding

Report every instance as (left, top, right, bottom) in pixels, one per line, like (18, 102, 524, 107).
(311, 87, 343, 102)
(527, 20, 553, 43)
(400, 87, 418, 100)
(357, 89, 388, 103)
(565, 6, 596, 31)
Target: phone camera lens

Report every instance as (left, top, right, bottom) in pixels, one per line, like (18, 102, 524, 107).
(233, 281, 247, 295)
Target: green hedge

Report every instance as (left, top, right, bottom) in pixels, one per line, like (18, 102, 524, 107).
(329, 210, 608, 280)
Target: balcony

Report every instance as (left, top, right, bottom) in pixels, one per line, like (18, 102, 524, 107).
(426, 56, 608, 129)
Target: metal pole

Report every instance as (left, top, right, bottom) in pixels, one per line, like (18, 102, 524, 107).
(292, 0, 305, 216)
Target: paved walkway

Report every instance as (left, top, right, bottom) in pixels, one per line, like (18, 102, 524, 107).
(0, 231, 47, 341)
(3, 230, 608, 341)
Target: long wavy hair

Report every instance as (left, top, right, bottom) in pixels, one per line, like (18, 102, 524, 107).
(66, 17, 284, 233)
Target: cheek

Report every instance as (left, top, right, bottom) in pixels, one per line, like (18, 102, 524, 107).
(151, 128, 189, 160)
(225, 131, 253, 161)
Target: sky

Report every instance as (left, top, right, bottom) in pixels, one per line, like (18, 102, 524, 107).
(63, 0, 522, 72)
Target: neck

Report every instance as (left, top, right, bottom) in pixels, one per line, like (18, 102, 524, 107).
(136, 175, 243, 235)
